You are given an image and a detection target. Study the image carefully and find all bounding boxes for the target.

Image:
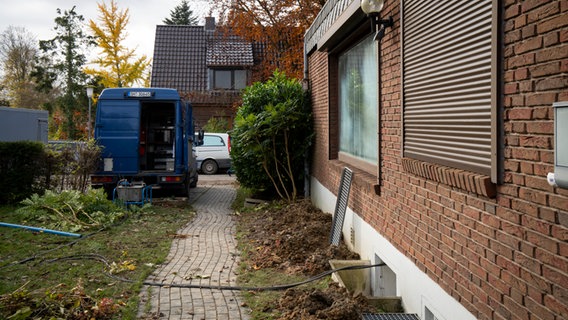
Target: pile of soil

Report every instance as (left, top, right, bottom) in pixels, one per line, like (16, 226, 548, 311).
(238, 199, 378, 319)
(278, 283, 372, 320)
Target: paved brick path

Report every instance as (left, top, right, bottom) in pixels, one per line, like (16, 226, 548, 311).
(138, 183, 249, 319)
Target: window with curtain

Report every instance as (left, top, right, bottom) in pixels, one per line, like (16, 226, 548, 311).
(338, 35, 378, 165)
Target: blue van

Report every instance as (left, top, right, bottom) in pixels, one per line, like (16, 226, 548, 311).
(90, 88, 199, 196)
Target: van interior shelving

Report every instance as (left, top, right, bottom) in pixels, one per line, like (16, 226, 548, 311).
(140, 102, 176, 171)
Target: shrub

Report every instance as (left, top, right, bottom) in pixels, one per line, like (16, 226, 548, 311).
(17, 188, 129, 232)
(203, 115, 230, 133)
(45, 140, 101, 192)
(230, 71, 313, 202)
(0, 141, 101, 204)
(0, 141, 47, 204)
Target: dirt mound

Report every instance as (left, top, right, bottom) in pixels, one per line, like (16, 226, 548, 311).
(278, 283, 370, 320)
(239, 200, 378, 319)
(240, 200, 359, 275)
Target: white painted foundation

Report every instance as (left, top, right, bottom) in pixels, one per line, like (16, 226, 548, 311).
(311, 177, 476, 320)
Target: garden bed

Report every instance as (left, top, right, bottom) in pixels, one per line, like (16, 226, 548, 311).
(237, 199, 382, 319)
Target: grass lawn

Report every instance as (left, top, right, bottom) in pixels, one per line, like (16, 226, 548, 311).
(0, 199, 194, 319)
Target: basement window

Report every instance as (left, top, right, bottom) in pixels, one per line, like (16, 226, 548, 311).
(372, 254, 396, 297)
(425, 306, 441, 320)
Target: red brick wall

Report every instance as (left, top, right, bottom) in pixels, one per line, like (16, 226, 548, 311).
(192, 105, 235, 131)
(309, 50, 331, 180)
(307, 1, 567, 319)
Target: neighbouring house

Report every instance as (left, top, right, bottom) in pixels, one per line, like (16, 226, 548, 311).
(304, 0, 567, 319)
(151, 17, 256, 130)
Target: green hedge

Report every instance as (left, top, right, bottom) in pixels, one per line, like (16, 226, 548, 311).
(0, 141, 47, 204)
(0, 141, 101, 204)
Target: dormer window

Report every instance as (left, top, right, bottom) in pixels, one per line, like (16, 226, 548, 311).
(209, 68, 248, 90)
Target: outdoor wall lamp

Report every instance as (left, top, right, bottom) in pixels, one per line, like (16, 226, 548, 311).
(361, 0, 393, 41)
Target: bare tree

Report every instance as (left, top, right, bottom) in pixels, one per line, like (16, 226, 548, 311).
(0, 26, 42, 108)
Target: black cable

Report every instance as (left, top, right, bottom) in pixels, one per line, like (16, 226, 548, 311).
(1, 193, 156, 270)
(44, 254, 386, 292)
(140, 262, 387, 292)
(43, 253, 111, 267)
(0, 228, 106, 270)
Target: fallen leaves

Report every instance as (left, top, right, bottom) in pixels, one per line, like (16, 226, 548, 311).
(108, 260, 137, 274)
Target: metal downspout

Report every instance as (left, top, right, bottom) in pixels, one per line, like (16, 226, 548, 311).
(303, 39, 311, 198)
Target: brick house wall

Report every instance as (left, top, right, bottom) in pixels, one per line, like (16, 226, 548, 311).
(306, 1, 567, 319)
(192, 104, 234, 130)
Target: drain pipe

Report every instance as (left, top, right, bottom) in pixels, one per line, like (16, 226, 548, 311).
(303, 39, 311, 198)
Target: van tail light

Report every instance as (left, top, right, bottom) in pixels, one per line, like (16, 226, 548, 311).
(91, 176, 114, 184)
(228, 135, 231, 153)
(160, 176, 183, 183)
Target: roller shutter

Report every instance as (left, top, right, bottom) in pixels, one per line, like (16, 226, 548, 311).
(402, 1, 494, 176)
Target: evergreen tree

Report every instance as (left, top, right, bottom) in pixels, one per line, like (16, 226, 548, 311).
(35, 6, 94, 139)
(163, 0, 199, 25)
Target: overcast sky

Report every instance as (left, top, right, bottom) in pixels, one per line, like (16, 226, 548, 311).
(0, 0, 212, 61)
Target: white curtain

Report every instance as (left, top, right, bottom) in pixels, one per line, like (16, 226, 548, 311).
(339, 35, 378, 163)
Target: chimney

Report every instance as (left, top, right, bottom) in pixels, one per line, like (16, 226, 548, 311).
(205, 17, 215, 32)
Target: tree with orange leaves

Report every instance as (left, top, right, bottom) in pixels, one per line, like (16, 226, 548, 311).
(212, 0, 324, 81)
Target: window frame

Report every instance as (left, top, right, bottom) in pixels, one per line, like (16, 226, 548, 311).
(202, 134, 226, 147)
(208, 68, 249, 90)
(329, 24, 380, 177)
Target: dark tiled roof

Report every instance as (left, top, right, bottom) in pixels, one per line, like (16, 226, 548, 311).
(151, 25, 208, 92)
(207, 35, 254, 67)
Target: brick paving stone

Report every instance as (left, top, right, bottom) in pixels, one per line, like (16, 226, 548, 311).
(138, 183, 249, 319)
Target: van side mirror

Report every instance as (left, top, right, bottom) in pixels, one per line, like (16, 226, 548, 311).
(197, 130, 204, 146)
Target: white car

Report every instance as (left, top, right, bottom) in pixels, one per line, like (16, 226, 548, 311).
(194, 133, 232, 174)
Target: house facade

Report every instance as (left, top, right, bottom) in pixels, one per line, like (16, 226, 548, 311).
(151, 18, 255, 130)
(305, 0, 567, 319)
